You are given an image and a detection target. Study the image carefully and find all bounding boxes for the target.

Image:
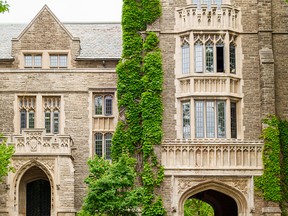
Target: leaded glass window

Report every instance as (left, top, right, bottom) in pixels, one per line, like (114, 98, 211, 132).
(95, 133, 103, 158)
(105, 96, 113, 116)
(231, 102, 237, 138)
(205, 43, 214, 73)
(206, 101, 215, 138)
(24, 54, 42, 68)
(182, 42, 190, 74)
(182, 102, 191, 139)
(195, 101, 205, 138)
(19, 97, 36, 131)
(94, 95, 113, 116)
(95, 96, 103, 115)
(50, 54, 68, 68)
(195, 42, 203, 73)
(230, 43, 236, 74)
(43, 97, 61, 134)
(217, 101, 226, 138)
(94, 132, 113, 159)
(105, 133, 113, 160)
(195, 100, 228, 138)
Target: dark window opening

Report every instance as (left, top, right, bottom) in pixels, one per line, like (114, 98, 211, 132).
(231, 102, 237, 138)
(216, 46, 224, 72)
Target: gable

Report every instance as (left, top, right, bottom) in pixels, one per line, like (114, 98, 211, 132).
(13, 5, 79, 51)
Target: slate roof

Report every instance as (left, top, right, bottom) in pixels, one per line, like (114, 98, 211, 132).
(0, 23, 122, 59)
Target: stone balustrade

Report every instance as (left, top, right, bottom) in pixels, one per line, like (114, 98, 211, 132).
(162, 139, 263, 175)
(10, 129, 73, 156)
(176, 4, 241, 31)
(179, 76, 241, 97)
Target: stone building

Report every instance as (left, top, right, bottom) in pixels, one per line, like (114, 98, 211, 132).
(0, 0, 287, 215)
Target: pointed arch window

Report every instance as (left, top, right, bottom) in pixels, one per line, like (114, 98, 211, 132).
(182, 40, 190, 74)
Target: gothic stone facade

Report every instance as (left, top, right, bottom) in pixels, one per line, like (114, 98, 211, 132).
(0, 0, 287, 215)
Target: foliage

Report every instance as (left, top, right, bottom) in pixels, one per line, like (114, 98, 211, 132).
(255, 115, 288, 215)
(81, 155, 144, 216)
(0, 134, 14, 182)
(184, 199, 214, 216)
(0, 0, 9, 13)
(81, 0, 165, 214)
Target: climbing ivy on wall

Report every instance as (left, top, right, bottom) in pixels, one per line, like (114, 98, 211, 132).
(255, 115, 288, 215)
(80, 0, 165, 215)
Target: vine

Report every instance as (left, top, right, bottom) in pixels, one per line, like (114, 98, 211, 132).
(255, 115, 288, 215)
(81, 0, 165, 215)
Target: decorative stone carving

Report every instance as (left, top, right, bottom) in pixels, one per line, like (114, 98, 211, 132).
(12, 129, 72, 156)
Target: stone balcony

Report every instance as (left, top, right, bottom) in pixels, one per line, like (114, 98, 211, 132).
(9, 129, 73, 156)
(178, 75, 242, 97)
(176, 4, 241, 32)
(162, 139, 263, 176)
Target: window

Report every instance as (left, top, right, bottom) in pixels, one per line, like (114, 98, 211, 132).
(50, 54, 67, 68)
(195, 100, 226, 138)
(43, 97, 60, 134)
(194, 34, 225, 73)
(230, 102, 237, 138)
(94, 95, 113, 116)
(182, 102, 191, 138)
(230, 43, 236, 74)
(182, 41, 190, 74)
(19, 97, 36, 130)
(181, 99, 237, 139)
(24, 54, 42, 68)
(193, 0, 222, 9)
(94, 132, 113, 160)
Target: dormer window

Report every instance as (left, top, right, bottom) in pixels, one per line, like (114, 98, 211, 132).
(50, 54, 67, 68)
(24, 54, 42, 68)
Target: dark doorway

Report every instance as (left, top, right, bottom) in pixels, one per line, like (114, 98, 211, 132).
(188, 189, 238, 216)
(26, 179, 51, 216)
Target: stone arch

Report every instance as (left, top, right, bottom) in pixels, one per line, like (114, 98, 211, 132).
(13, 160, 55, 216)
(178, 180, 248, 216)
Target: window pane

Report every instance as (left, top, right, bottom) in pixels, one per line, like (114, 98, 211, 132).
(216, 46, 224, 72)
(34, 55, 42, 67)
(24, 55, 32, 67)
(105, 133, 113, 160)
(20, 110, 27, 129)
(195, 101, 204, 138)
(53, 111, 59, 134)
(195, 43, 203, 73)
(203, 0, 211, 9)
(230, 44, 236, 74)
(215, 0, 222, 9)
(95, 133, 103, 158)
(50, 55, 58, 67)
(182, 43, 190, 74)
(205, 44, 214, 73)
(45, 112, 51, 133)
(231, 102, 237, 138)
(182, 102, 191, 139)
(105, 96, 113, 116)
(206, 101, 215, 138)
(217, 101, 226, 138)
(95, 96, 103, 115)
(28, 111, 35, 128)
(59, 55, 67, 67)
(193, 0, 201, 9)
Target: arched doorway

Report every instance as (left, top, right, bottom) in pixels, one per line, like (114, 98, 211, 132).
(26, 179, 51, 216)
(184, 189, 237, 216)
(18, 166, 52, 216)
(179, 181, 248, 216)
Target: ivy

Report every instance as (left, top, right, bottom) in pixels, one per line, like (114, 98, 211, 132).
(0, 134, 14, 182)
(81, 0, 165, 215)
(255, 116, 288, 215)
